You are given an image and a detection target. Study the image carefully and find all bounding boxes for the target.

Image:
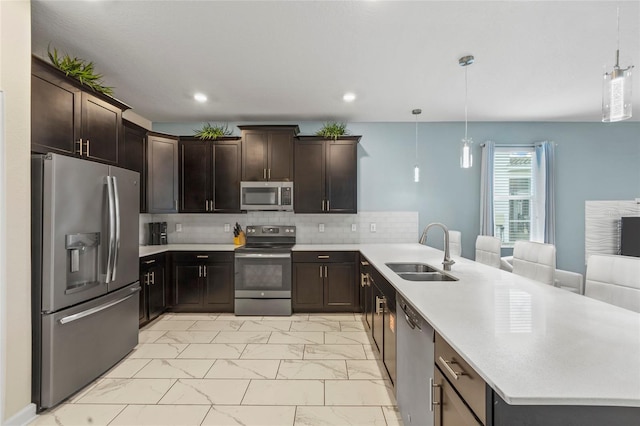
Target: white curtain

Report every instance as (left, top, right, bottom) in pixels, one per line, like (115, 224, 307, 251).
(480, 141, 495, 235)
(533, 141, 556, 244)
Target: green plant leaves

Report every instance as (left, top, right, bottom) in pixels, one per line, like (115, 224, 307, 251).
(194, 123, 232, 140)
(316, 122, 349, 140)
(47, 46, 114, 96)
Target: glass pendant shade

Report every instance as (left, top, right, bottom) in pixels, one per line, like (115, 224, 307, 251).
(414, 165, 420, 182)
(412, 108, 421, 182)
(603, 65, 633, 122)
(460, 138, 473, 169)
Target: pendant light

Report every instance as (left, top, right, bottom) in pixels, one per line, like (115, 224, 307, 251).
(412, 108, 421, 182)
(459, 55, 474, 169)
(603, 7, 634, 122)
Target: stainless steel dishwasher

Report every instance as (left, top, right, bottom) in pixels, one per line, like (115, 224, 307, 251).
(397, 294, 436, 426)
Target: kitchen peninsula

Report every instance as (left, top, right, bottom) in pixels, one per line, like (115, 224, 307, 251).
(141, 242, 640, 422)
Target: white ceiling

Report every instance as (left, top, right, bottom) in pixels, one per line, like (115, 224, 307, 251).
(31, 0, 640, 123)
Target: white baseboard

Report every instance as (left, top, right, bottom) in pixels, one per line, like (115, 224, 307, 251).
(4, 403, 36, 426)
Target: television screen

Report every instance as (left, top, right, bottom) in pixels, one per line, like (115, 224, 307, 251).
(621, 216, 640, 257)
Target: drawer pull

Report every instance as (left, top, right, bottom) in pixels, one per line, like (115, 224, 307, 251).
(317, 255, 330, 259)
(196, 255, 209, 259)
(438, 356, 466, 380)
(360, 260, 369, 266)
(143, 259, 156, 264)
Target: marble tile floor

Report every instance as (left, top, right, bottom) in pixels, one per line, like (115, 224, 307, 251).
(30, 313, 403, 426)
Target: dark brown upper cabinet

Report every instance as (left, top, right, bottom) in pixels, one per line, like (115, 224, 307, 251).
(121, 120, 148, 212)
(147, 132, 179, 213)
(239, 125, 299, 181)
(31, 56, 129, 166)
(294, 136, 360, 213)
(179, 137, 242, 213)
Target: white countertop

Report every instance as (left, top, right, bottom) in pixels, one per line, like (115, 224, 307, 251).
(139, 244, 238, 257)
(138, 242, 640, 406)
(357, 243, 640, 407)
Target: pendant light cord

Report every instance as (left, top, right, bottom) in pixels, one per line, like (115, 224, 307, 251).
(415, 112, 418, 158)
(464, 65, 468, 141)
(616, 6, 620, 67)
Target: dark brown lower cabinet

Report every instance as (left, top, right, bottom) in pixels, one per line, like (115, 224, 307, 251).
(292, 252, 358, 313)
(171, 252, 234, 312)
(365, 265, 396, 385)
(139, 254, 167, 326)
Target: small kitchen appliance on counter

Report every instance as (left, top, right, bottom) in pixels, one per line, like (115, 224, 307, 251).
(147, 222, 168, 245)
(234, 225, 296, 315)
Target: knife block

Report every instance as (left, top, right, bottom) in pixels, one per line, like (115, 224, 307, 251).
(233, 231, 246, 246)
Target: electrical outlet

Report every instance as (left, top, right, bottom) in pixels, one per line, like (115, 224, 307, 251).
(319, 223, 325, 233)
(370, 223, 376, 232)
(224, 223, 231, 232)
(351, 224, 357, 232)
(176, 223, 182, 232)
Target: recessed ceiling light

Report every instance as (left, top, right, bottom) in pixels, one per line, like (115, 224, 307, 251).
(343, 92, 356, 102)
(194, 93, 207, 103)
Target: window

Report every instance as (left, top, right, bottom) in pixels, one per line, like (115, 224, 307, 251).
(493, 147, 538, 246)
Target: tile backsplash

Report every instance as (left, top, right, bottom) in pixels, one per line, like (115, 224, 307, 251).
(140, 211, 418, 245)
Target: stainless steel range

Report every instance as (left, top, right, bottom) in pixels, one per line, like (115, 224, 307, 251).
(234, 225, 296, 316)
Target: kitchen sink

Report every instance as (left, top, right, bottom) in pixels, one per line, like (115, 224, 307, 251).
(385, 263, 439, 273)
(396, 272, 457, 282)
(385, 263, 458, 282)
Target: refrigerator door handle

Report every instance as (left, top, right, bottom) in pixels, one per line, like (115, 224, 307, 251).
(112, 176, 121, 281)
(105, 176, 116, 283)
(58, 286, 141, 325)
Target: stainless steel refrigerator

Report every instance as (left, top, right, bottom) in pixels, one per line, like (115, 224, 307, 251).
(31, 153, 141, 411)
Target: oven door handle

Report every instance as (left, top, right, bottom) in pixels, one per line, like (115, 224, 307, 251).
(235, 253, 291, 259)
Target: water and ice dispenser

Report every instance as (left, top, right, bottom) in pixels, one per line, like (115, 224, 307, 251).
(64, 232, 100, 293)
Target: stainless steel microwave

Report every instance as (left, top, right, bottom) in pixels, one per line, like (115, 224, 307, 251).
(240, 181, 294, 211)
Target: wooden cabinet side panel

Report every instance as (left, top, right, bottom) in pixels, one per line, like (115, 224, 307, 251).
(122, 123, 147, 212)
(268, 131, 294, 181)
(292, 263, 325, 311)
(213, 141, 241, 212)
(242, 132, 268, 181)
(147, 135, 179, 213)
(148, 263, 167, 320)
(203, 263, 234, 312)
(324, 263, 357, 310)
(31, 74, 80, 155)
(173, 264, 202, 308)
(294, 141, 325, 213)
(179, 140, 209, 212)
(326, 141, 357, 213)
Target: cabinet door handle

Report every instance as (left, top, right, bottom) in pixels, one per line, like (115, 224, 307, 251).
(174, 200, 178, 211)
(438, 356, 466, 380)
(319, 266, 323, 278)
(375, 296, 386, 314)
(324, 265, 328, 278)
(430, 378, 441, 412)
(263, 168, 267, 180)
(203, 266, 207, 277)
(322, 200, 326, 211)
(143, 272, 148, 286)
(268, 168, 271, 179)
(360, 273, 367, 287)
(150, 271, 155, 285)
(76, 139, 84, 156)
(85, 139, 90, 157)
(205, 200, 209, 211)
(327, 199, 330, 211)
(199, 265, 202, 277)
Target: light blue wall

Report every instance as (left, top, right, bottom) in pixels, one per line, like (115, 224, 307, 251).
(154, 121, 640, 274)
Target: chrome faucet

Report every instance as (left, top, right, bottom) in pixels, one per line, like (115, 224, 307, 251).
(419, 222, 455, 271)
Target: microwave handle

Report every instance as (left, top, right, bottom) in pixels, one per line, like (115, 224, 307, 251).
(277, 186, 282, 206)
